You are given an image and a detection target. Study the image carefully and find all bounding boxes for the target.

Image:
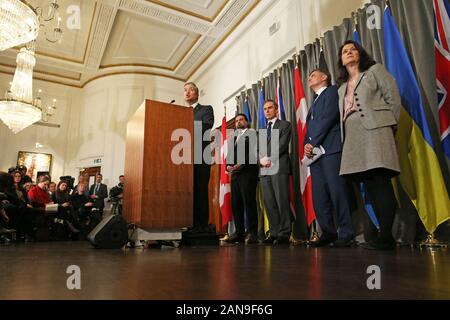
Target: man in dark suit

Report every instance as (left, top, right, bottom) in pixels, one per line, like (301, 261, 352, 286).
(89, 173, 108, 214)
(304, 69, 354, 247)
(184, 82, 214, 233)
(225, 114, 259, 244)
(260, 100, 292, 245)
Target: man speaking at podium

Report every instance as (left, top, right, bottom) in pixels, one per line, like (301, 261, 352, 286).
(184, 82, 214, 233)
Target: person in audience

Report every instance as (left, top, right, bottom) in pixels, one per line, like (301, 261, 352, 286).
(0, 172, 35, 242)
(48, 182, 57, 199)
(337, 40, 401, 250)
(28, 175, 79, 236)
(89, 173, 108, 215)
(22, 181, 33, 194)
(71, 183, 98, 230)
(12, 170, 32, 208)
(109, 175, 124, 215)
(17, 165, 32, 184)
(73, 174, 89, 197)
(0, 191, 15, 244)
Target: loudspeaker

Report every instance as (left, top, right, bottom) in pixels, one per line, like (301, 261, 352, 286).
(87, 215, 128, 249)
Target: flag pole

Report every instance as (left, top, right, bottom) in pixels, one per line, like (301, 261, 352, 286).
(352, 11, 358, 27)
(219, 104, 230, 242)
(420, 234, 448, 248)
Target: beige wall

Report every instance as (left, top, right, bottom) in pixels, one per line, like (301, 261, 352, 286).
(190, 0, 367, 127)
(0, 0, 366, 184)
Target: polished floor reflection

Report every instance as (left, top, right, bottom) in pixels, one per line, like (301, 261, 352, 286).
(0, 242, 449, 300)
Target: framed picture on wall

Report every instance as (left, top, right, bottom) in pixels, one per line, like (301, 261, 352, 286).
(17, 151, 53, 182)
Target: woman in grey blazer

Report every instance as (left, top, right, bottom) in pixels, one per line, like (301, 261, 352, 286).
(337, 40, 401, 250)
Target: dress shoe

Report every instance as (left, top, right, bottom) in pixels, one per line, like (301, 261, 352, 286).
(0, 234, 11, 244)
(224, 234, 245, 244)
(359, 240, 396, 251)
(245, 234, 258, 244)
(262, 236, 277, 245)
(309, 237, 337, 247)
(219, 234, 230, 242)
(274, 237, 290, 245)
(330, 239, 355, 248)
(0, 226, 16, 235)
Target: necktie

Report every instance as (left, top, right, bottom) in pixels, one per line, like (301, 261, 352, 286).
(95, 184, 99, 195)
(313, 94, 319, 102)
(267, 122, 272, 139)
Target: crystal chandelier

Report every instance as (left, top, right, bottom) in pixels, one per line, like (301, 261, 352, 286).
(0, 43, 42, 134)
(0, 0, 40, 51)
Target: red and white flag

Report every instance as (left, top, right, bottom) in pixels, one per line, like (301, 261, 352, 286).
(219, 116, 232, 227)
(434, 0, 450, 158)
(294, 64, 316, 226)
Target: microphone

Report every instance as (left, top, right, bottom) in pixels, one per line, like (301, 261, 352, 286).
(170, 100, 175, 104)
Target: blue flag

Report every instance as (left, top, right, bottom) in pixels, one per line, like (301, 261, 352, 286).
(277, 79, 286, 120)
(353, 27, 361, 45)
(258, 87, 267, 129)
(384, 6, 434, 148)
(243, 99, 252, 128)
(383, 6, 450, 233)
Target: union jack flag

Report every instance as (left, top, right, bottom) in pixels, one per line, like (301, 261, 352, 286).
(434, 0, 450, 158)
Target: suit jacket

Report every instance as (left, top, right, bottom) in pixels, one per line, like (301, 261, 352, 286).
(194, 103, 214, 135)
(304, 85, 342, 157)
(89, 183, 108, 209)
(338, 63, 401, 175)
(226, 128, 259, 178)
(260, 119, 292, 176)
(338, 64, 401, 142)
(194, 103, 214, 165)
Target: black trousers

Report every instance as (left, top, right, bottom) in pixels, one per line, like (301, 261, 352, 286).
(194, 163, 211, 228)
(347, 169, 398, 244)
(231, 171, 258, 237)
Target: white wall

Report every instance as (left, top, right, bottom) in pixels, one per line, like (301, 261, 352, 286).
(64, 74, 185, 187)
(0, 73, 184, 187)
(191, 0, 367, 128)
(0, 77, 79, 181)
(0, 0, 366, 184)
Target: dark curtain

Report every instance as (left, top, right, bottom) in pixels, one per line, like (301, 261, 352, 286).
(234, 0, 450, 242)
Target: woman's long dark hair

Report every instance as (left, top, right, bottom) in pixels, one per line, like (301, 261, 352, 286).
(337, 40, 376, 85)
(55, 180, 69, 203)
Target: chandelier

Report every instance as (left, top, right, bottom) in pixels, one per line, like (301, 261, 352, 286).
(35, 0, 63, 43)
(0, 1, 62, 134)
(0, 0, 40, 51)
(0, 43, 42, 134)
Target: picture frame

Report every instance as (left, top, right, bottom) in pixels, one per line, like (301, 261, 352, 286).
(17, 151, 53, 182)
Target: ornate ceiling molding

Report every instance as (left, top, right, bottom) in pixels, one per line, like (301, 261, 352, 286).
(0, 0, 262, 87)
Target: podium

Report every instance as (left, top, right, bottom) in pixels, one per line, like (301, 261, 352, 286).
(123, 100, 193, 234)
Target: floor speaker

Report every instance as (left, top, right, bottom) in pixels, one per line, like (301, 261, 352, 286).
(87, 215, 128, 249)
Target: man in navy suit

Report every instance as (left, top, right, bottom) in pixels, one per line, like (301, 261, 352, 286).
(304, 69, 354, 247)
(184, 82, 214, 233)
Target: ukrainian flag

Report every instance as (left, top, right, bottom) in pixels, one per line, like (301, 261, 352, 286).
(384, 6, 450, 233)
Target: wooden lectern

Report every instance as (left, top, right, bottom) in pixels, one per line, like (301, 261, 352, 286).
(123, 100, 193, 229)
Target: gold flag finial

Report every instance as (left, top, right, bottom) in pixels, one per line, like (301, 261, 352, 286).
(352, 11, 358, 26)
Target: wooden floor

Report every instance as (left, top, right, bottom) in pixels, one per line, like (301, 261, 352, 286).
(0, 242, 449, 300)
